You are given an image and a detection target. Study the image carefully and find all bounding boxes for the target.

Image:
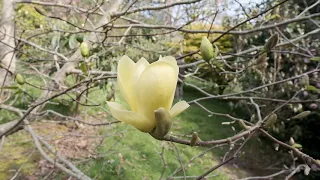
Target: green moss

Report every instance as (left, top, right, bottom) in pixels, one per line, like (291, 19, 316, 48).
(0, 131, 40, 179)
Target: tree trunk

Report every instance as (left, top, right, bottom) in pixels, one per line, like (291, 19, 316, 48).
(0, 0, 17, 103)
(175, 42, 185, 99)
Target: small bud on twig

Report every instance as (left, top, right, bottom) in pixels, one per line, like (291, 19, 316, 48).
(190, 132, 201, 146)
(15, 74, 25, 85)
(264, 33, 279, 52)
(290, 111, 311, 120)
(150, 108, 172, 140)
(263, 113, 277, 128)
(289, 137, 295, 146)
(80, 42, 90, 57)
(299, 75, 309, 86)
(200, 36, 214, 62)
(238, 120, 251, 130)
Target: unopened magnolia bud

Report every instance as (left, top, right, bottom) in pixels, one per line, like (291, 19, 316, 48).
(264, 33, 279, 52)
(16, 74, 24, 85)
(190, 132, 201, 146)
(291, 111, 311, 120)
(238, 120, 251, 130)
(287, 81, 293, 86)
(200, 36, 214, 62)
(300, 75, 309, 86)
(79, 62, 88, 74)
(289, 137, 295, 146)
(80, 42, 90, 57)
(150, 108, 172, 139)
(263, 113, 277, 128)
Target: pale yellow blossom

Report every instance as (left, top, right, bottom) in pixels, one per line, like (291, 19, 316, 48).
(107, 55, 189, 132)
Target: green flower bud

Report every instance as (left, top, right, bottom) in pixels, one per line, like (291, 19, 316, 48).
(264, 33, 279, 52)
(15, 74, 25, 85)
(79, 62, 88, 74)
(190, 132, 201, 146)
(291, 111, 311, 120)
(263, 113, 277, 128)
(238, 119, 251, 130)
(80, 42, 90, 57)
(200, 36, 214, 62)
(150, 108, 172, 140)
(300, 75, 309, 86)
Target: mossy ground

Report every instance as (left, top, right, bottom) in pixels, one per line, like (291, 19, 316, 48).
(0, 131, 39, 179)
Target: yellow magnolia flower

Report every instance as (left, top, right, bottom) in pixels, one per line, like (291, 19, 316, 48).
(107, 55, 190, 133)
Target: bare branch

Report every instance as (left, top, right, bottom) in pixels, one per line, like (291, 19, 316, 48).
(112, 0, 201, 17)
(239, 170, 289, 180)
(25, 124, 92, 180)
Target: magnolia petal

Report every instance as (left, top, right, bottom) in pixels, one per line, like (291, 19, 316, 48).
(170, 101, 190, 118)
(136, 61, 178, 123)
(159, 56, 179, 75)
(159, 56, 176, 64)
(117, 55, 137, 111)
(133, 57, 150, 84)
(155, 56, 179, 110)
(107, 102, 155, 132)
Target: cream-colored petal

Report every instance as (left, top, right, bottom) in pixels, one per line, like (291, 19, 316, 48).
(157, 56, 179, 112)
(133, 57, 149, 83)
(159, 56, 177, 65)
(136, 61, 178, 123)
(117, 55, 137, 111)
(170, 101, 190, 118)
(107, 102, 156, 132)
(159, 56, 179, 75)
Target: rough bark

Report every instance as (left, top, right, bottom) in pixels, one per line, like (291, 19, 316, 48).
(0, 0, 17, 102)
(175, 42, 185, 99)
